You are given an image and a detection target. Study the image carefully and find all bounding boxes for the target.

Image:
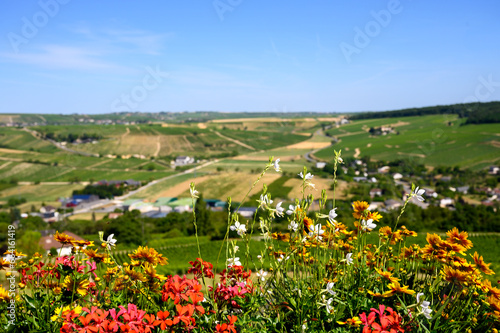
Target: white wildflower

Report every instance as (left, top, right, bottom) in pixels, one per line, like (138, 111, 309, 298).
(105, 234, 117, 250)
(361, 219, 377, 231)
(256, 269, 268, 281)
(346, 253, 353, 265)
(308, 223, 325, 240)
(328, 208, 338, 225)
(299, 172, 314, 180)
(230, 221, 247, 237)
(259, 194, 273, 207)
(273, 158, 281, 172)
(227, 257, 242, 267)
(326, 282, 336, 296)
(417, 293, 432, 319)
(326, 297, 334, 313)
(412, 186, 425, 202)
(286, 205, 296, 215)
(288, 220, 299, 232)
(276, 202, 284, 217)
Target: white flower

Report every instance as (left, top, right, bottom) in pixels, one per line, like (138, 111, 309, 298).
(234, 245, 239, 253)
(230, 221, 247, 237)
(227, 257, 241, 267)
(412, 186, 425, 202)
(361, 219, 377, 231)
(346, 253, 353, 265)
(328, 208, 338, 224)
(259, 194, 273, 206)
(417, 293, 432, 319)
(190, 186, 199, 198)
(276, 202, 284, 217)
(256, 269, 268, 281)
(105, 234, 117, 250)
(274, 158, 281, 172)
(299, 172, 314, 180)
(288, 220, 299, 232)
(326, 297, 334, 313)
(338, 156, 343, 164)
(277, 254, 289, 262)
(326, 282, 336, 296)
(308, 223, 325, 240)
(257, 255, 262, 260)
(286, 205, 296, 215)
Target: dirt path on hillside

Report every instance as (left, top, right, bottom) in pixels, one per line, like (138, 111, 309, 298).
(0, 161, 12, 170)
(354, 148, 360, 158)
(154, 136, 161, 157)
(88, 159, 111, 168)
(182, 135, 194, 150)
(213, 131, 255, 150)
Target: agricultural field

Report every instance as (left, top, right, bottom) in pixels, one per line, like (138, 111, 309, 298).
(314, 115, 500, 169)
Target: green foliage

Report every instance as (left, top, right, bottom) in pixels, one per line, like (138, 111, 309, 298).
(72, 184, 124, 199)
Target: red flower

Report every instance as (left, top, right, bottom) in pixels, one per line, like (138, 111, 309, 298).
(216, 315, 237, 333)
(188, 258, 215, 279)
(153, 310, 173, 330)
(360, 304, 404, 333)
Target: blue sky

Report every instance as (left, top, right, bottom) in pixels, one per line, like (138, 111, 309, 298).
(1, 0, 499, 114)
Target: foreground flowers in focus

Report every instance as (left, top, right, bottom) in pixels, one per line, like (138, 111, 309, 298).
(1, 152, 499, 333)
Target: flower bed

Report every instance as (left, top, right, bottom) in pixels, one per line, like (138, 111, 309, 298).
(1, 153, 500, 332)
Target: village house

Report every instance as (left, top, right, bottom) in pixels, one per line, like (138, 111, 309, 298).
(456, 186, 470, 194)
(370, 188, 383, 198)
(424, 188, 438, 198)
(174, 156, 195, 166)
(378, 166, 390, 174)
(40, 206, 59, 223)
(440, 198, 455, 208)
(316, 162, 327, 169)
(489, 166, 499, 175)
(393, 173, 403, 180)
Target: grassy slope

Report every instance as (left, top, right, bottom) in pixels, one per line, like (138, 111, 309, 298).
(315, 115, 500, 168)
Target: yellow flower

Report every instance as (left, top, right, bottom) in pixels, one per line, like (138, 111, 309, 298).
(54, 231, 75, 245)
(352, 201, 369, 219)
(62, 275, 89, 297)
(387, 281, 415, 295)
(0, 286, 10, 303)
(128, 246, 168, 266)
(51, 305, 82, 322)
(473, 252, 495, 275)
(337, 316, 362, 327)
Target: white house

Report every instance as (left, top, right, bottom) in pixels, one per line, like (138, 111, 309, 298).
(393, 173, 403, 180)
(174, 156, 195, 166)
(316, 162, 327, 169)
(378, 166, 390, 174)
(440, 198, 454, 208)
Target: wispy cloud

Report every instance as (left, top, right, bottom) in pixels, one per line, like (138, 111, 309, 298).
(0, 45, 126, 71)
(69, 23, 173, 55)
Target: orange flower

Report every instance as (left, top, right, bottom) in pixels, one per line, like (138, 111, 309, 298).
(375, 268, 400, 283)
(387, 281, 415, 295)
(352, 201, 369, 219)
(54, 231, 75, 245)
(442, 266, 469, 285)
(473, 252, 495, 275)
(128, 246, 168, 266)
(446, 228, 473, 250)
(379, 226, 392, 238)
(426, 233, 443, 248)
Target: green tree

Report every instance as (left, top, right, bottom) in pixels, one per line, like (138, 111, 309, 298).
(194, 194, 215, 237)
